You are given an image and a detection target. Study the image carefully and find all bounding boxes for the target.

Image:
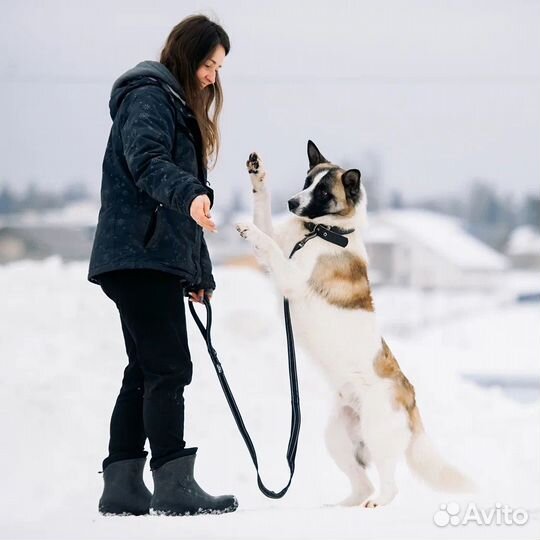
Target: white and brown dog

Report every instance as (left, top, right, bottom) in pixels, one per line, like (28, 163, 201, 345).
(235, 141, 473, 507)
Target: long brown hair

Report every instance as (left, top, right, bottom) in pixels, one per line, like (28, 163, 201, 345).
(160, 15, 230, 169)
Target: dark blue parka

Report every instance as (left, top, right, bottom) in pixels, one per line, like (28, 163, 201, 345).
(88, 61, 216, 291)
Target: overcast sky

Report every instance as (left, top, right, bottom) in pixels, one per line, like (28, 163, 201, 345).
(1, 0, 539, 204)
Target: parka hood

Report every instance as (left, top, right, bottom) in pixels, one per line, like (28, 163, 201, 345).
(109, 61, 186, 119)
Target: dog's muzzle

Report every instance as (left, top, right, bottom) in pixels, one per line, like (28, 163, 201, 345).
(288, 198, 300, 213)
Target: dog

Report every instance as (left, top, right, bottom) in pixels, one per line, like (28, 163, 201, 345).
(235, 140, 474, 507)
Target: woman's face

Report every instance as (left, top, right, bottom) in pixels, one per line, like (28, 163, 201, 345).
(196, 44, 226, 89)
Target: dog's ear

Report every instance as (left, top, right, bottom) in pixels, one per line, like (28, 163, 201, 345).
(307, 140, 329, 169)
(342, 169, 361, 200)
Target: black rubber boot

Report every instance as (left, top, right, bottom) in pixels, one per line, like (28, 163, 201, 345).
(98, 457, 152, 515)
(150, 453, 238, 516)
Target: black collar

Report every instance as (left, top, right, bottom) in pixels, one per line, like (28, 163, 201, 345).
(303, 221, 355, 236)
(289, 222, 355, 259)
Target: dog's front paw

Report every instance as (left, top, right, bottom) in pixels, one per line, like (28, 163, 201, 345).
(235, 222, 252, 240)
(246, 152, 267, 191)
(246, 152, 263, 174)
(235, 222, 269, 252)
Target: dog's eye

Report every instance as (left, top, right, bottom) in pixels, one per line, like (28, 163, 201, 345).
(319, 189, 328, 198)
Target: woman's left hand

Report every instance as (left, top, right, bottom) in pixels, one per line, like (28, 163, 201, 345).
(188, 289, 212, 303)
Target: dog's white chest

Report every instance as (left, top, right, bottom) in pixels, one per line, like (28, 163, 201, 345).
(288, 296, 381, 388)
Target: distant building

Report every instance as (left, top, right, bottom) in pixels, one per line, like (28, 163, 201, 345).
(0, 226, 95, 263)
(505, 226, 540, 270)
(0, 201, 98, 263)
(364, 210, 509, 290)
(0, 204, 512, 293)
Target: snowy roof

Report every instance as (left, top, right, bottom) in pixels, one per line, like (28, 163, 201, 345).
(506, 226, 540, 256)
(369, 209, 508, 271)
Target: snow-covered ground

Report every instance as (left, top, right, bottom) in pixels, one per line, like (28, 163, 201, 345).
(1, 258, 539, 539)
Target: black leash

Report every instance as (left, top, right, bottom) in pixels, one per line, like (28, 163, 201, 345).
(188, 221, 353, 499)
(189, 296, 299, 498)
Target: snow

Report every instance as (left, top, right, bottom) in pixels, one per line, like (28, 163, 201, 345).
(507, 226, 540, 256)
(373, 210, 509, 271)
(1, 258, 539, 539)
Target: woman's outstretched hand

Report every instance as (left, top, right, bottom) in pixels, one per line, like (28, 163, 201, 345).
(190, 195, 217, 232)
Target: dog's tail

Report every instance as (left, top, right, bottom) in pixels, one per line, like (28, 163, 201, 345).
(406, 412, 475, 493)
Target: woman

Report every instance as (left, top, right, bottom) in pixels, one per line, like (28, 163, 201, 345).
(88, 15, 237, 516)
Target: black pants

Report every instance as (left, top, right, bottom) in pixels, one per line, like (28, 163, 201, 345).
(99, 269, 196, 471)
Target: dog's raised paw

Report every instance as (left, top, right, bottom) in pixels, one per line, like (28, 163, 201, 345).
(246, 152, 260, 174)
(246, 152, 266, 188)
(235, 222, 268, 254)
(235, 222, 251, 239)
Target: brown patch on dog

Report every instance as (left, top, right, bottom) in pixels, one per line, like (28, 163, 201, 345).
(333, 175, 356, 217)
(308, 252, 374, 311)
(373, 339, 423, 434)
(309, 163, 336, 175)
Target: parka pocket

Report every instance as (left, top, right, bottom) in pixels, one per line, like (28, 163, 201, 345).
(143, 204, 163, 248)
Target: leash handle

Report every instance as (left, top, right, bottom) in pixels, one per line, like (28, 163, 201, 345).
(188, 296, 301, 499)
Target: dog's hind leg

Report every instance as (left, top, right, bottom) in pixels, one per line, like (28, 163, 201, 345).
(361, 393, 412, 507)
(325, 406, 374, 506)
(363, 455, 399, 508)
(246, 152, 274, 237)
